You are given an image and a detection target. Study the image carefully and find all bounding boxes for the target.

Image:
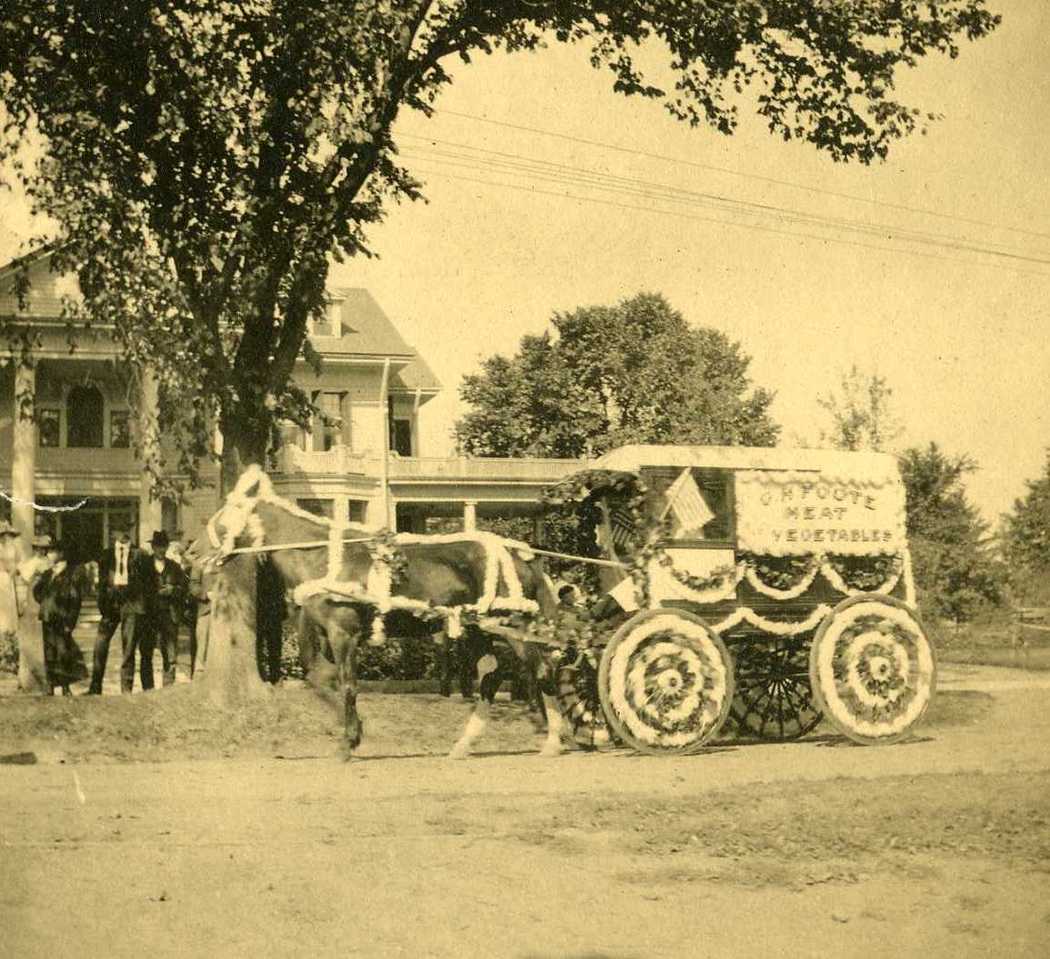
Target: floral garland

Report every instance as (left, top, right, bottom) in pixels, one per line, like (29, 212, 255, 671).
(369, 530, 408, 588)
(523, 602, 604, 651)
(740, 553, 821, 592)
(658, 552, 738, 594)
(823, 554, 903, 594)
(708, 603, 833, 637)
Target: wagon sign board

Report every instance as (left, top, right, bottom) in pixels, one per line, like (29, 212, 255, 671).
(735, 469, 907, 556)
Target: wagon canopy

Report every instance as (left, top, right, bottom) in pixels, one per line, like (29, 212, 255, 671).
(546, 444, 907, 558)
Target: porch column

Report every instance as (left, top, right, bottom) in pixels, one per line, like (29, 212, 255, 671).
(11, 359, 36, 545)
(138, 366, 164, 543)
(463, 500, 477, 532)
(333, 494, 349, 528)
(12, 358, 47, 692)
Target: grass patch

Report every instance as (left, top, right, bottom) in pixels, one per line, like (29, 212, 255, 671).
(0, 685, 546, 763)
(506, 770, 1050, 888)
(939, 647, 1050, 671)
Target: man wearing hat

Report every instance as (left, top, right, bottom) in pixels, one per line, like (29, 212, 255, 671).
(142, 530, 187, 688)
(87, 519, 148, 694)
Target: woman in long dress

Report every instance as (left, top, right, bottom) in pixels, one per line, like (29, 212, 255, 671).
(0, 521, 22, 673)
(33, 540, 88, 695)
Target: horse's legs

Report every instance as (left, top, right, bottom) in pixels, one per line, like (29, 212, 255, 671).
(321, 607, 362, 755)
(343, 648, 362, 753)
(448, 651, 499, 759)
(434, 629, 452, 697)
(538, 692, 566, 757)
(297, 607, 318, 676)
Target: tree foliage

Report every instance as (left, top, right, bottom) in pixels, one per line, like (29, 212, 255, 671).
(818, 364, 902, 453)
(0, 1, 999, 485)
(1000, 451, 1050, 602)
(457, 292, 778, 457)
(898, 442, 1004, 623)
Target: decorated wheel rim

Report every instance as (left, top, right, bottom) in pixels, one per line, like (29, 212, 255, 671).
(552, 647, 616, 750)
(809, 595, 936, 745)
(730, 635, 823, 741)
(598, 610, 733, 756)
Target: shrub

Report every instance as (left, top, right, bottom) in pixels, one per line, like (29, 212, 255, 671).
(0, 630, 18, 675)
(280, 617, 441, 682)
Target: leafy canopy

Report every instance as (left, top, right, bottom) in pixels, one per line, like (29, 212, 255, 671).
(818, 364, 903, 453)
(456, 291, 779, 457)
(1000, 451, 1050, 600)
(898, 442, 1003, 622)
(0, 1, 999, 480)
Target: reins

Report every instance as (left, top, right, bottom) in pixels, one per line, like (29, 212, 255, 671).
(221, 535, 376, 557)
(205, 527, 626, 572)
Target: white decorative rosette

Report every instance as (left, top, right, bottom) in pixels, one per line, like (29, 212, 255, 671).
(809, 597, 935, 745)
(599, 611, 733, 754)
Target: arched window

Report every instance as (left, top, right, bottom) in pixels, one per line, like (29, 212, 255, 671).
(66, 384, 104, 448)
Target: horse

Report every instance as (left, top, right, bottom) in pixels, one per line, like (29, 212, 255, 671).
(200, 466, 569, 759)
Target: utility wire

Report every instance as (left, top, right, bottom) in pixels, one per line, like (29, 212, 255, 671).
(401, 138, 1050, 268)
(434, 108, 1050, 244)
(405, 162, 1050, 279)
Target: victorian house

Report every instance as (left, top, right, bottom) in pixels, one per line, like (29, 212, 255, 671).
(0, 251, 578, 562)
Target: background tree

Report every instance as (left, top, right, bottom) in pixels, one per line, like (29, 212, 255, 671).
(818, 365, 903, 453)
(457, 291, 777, 592)
(898, 443, 1004, 624)
(457, 292, 779, 457)
(0, 1, 999, 487)
(1000, 451, 1050, 604)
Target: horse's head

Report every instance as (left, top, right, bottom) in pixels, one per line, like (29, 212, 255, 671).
(204, 464, 272, 559)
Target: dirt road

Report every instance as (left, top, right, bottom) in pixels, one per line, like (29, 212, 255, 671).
(2, 664, 1049, 959)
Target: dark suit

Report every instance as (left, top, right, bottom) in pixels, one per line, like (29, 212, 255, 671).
(256, 556, 286, 684)
(89, 541, 148, 694)
(141, 556, 186, 687)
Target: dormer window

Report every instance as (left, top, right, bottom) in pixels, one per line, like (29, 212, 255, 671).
(309, 298, 342, 338)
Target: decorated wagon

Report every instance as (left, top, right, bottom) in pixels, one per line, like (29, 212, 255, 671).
(538, 445, 936, 756)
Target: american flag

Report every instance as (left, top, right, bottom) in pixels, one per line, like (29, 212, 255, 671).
(609, 503, 636, 549)
(663, 469, 715, 538)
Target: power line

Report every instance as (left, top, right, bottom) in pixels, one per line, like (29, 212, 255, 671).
(434, 108, 1050, 245)
(400, 137, 1050, 268)
(405, 162, 1050, 279)
(402, 133, 1048, 260)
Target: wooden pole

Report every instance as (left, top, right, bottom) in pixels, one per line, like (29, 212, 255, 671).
(379, 357, 391, 529)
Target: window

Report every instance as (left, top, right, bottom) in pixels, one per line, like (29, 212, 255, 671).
(110, 409, 131, 448)
(296, 498, 334, 519)
(161, 500, 179, 539)
(37, 409, 61, 448)
(66, 384, 104, 448)
(310, 301, 341, 338)
(309, 391, 347, 451)
(643, 467, 734, 546)
(347, 500, 367, 525)
(391, 418, 412, 457)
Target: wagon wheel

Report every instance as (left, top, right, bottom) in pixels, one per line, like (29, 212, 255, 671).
(730, 635, 823, 741)
(809, 594, 936, 746)
(598, 609, 734, 756)
(552, 647, 616, 750)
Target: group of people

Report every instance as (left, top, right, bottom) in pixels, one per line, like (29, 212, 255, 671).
(0, 519, 211, 696)
(87, 524, 204, 694)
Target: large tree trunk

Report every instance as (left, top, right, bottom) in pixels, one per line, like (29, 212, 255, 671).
(195, 554, 269, 704)
(199, 407, 274, 704)
(219, 411, 270, 496)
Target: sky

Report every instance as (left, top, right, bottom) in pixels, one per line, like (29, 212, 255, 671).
(2, 1, 1048, 526)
